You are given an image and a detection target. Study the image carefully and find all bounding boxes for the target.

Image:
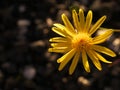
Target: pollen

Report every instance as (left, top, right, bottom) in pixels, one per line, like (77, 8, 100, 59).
(72, 33, 92, 50)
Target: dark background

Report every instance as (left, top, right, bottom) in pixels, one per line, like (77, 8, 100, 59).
(0, 0, 120, 90)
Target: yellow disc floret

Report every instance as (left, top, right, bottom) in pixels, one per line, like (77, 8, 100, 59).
(72, 33, 92, 51)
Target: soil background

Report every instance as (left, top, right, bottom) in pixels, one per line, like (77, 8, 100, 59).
(0, 0, 120, 90)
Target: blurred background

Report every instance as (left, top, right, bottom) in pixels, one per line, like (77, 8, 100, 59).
(0, 0, 120, 90)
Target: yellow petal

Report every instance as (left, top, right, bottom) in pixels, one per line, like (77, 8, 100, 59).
(53, 23, 66, 31)
(82, 50, 90, 72)
(69, 52, 80, 75)
(72, 10, 81, 32)
(52, 27, 66, 37)
(87, 50, 102, 71)
(92, 30, 113, 44)
(57, 49, 76, 63)
(58, 49, 76, 71)
(49, 37, 68, 42)
(53, 23, 73, 38)
(84, 10, 92, 32)
(54, 23, 75, 38)
(51, 42, 70, 47)
(94, 51, 112, 63)
(48, 47, 69, 53)
(79, 9, 85, 30)
(92, 45, 116, 57)
(89, 16, 106, 35)
(62, 14, 76, 34)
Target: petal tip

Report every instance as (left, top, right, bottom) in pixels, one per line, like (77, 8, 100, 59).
(86, 69, 90, 73)
(79, 9, 83, 12)
(57, 59, 61, 63)
(87, 10, 93, 16)
(103, 15, 107, 19)
(72, 9, 76, 12)
(69, 70, 73, 75)
(98, 67, 102, 71)
(61, 14, 66, 18)
(88, 10, 92, 13)
(58, 66, 62, 71)
(111, 53, 116, 57)
(48, 48, 52, 52)
(58, 68, 61, 71)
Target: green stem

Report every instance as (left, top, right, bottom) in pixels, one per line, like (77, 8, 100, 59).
(113, 29, 120, 32)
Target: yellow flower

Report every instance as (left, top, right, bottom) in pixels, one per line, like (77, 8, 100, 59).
(48, 9, 116, 75)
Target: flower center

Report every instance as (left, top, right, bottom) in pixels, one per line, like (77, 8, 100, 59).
(72, 33, 92, 51)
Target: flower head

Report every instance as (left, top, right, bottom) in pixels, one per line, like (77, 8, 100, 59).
(49, 9, 116, 75)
